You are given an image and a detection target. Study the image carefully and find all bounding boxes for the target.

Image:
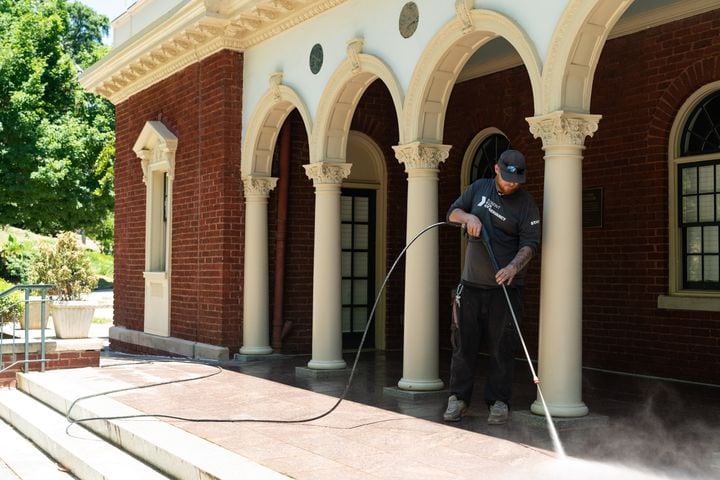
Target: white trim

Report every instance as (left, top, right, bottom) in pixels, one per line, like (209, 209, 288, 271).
(658, 295, 720, 312)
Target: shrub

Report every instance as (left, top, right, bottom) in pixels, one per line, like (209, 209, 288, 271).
(0, 234, 37, 283)
(29, 232, 98, 301)
(0, 278, 23, 324)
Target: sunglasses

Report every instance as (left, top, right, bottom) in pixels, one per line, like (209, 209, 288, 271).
(504, 164, 525, 175)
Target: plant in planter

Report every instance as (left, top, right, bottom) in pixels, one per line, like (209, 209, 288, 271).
(0, 278, 23, 327)
(29, 232, 98, 338)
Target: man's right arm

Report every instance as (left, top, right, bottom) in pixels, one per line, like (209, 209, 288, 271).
(449, 208, 483, 238)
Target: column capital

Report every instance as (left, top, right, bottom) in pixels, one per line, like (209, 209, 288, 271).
(303, 162, 352, 185)
(393, 142, 452, 171)
(242, 176, 278, 197)
(526, 111, 602, 148)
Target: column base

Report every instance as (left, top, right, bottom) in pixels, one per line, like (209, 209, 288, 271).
(239, 346, 273, 355)
(307, 358, 347, 370)
(397, 377, 444, 391)
(531, 399, 589, 417)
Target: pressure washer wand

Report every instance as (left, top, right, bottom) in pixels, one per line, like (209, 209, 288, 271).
(479, 224, 540, 386)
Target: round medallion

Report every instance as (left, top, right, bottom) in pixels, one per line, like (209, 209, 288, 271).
(399, 2, 419, 39)
(309, 43, 323, 75)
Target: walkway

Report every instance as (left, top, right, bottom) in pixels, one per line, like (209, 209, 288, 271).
(5, 349, 718, 479)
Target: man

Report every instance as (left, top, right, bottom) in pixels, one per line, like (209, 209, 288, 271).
(443, 149, 540, 425)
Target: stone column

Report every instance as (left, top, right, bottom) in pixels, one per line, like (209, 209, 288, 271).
(526, 110, 601, 417)
(392, 142, 451, 390)
(304, 162, 353, 369)
(240, 176, 278, 354)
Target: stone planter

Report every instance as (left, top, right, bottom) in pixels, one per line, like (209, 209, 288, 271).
(50, 301, 95, 339)
(19, 297, 52, 330)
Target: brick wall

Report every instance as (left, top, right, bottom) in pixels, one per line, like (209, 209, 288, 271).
(114, 50, 244, 354)
(0, 350, 100, 386)
(582, 10, 720, 383)
(268, 110, 315, 354)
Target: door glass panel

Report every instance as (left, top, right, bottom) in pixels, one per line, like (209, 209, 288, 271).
(353, 308, 368, 331)
(353, 280, 367, 304)
(342, 252, 351, 276)
(354, 225, 369, 249)
(355, 197, 369, 222)
(341, 196, 352, 222)
(342, 307, 351, 332)
(342, 279, 351, 304)
(353, 252, 368, 277)
(341, 225, 352, 249)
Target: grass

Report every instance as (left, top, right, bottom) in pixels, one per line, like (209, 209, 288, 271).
(87, 250, 114, 285)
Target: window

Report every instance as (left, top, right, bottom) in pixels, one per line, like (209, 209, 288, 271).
(469, 133, 511, 182)
(678, 91, 720, 290)
(668, 85, 720, 301)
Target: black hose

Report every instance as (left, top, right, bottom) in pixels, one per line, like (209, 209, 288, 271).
(66, 221, 463, 427)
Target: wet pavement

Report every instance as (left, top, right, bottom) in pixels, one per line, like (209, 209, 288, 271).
(10, 348, 717, 480)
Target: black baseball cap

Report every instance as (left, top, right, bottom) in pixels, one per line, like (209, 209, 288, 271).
(497, 149, 526, 184)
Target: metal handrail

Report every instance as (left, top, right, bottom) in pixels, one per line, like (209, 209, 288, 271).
(0, 284, 53, 375)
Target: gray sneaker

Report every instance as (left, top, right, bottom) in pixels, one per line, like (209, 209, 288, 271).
(487, 400, 508, 425)
(443, 395, 468, 422)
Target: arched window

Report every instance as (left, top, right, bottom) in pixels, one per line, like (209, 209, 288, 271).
(678, 92, 720, 290)
(667, 85, 720, 304)
(469, 133, 511, 183)
(680, 90, 720, 156)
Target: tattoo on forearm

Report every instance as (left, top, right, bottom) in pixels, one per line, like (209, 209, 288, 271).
(508, 246, 533, 272)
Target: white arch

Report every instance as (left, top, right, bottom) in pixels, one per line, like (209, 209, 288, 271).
(241, 83, 312, 177)
(309, 53, 404, 164)
(402, 9, 542, 145)
(541, 0, 634, 114)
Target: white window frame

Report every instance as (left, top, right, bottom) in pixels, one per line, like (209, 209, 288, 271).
(133, 121, 177, 335)
(660, 81, 720, 312)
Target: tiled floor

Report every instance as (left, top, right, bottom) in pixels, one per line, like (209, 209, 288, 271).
(89, 349, 720, 479)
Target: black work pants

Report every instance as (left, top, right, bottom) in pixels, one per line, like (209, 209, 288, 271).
(449, 283, 523, 407)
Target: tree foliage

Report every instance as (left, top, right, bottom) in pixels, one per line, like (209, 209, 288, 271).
(0, 0, 114, 236)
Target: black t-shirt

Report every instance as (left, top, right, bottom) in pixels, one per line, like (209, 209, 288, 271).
(448, 178, 540, 287)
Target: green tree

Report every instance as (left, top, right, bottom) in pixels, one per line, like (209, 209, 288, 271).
(0, 0, 114, 236)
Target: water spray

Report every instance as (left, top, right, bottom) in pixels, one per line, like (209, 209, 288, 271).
(477, 219, 566, 458)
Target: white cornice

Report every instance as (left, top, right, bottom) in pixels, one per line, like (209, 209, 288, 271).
(80, 0, 347, 104)
(81, 0, 718, 104)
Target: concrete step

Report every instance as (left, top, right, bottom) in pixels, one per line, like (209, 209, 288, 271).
(0, 418, 75, 480)
(13, 370, 289, 480)
(0, 388, 167, 480)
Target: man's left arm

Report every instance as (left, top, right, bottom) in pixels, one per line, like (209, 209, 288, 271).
(495, 195, 540, 286)
(495, 246, 533, 286)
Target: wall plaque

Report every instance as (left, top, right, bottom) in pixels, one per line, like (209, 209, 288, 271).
(583, 187, 603, 228)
